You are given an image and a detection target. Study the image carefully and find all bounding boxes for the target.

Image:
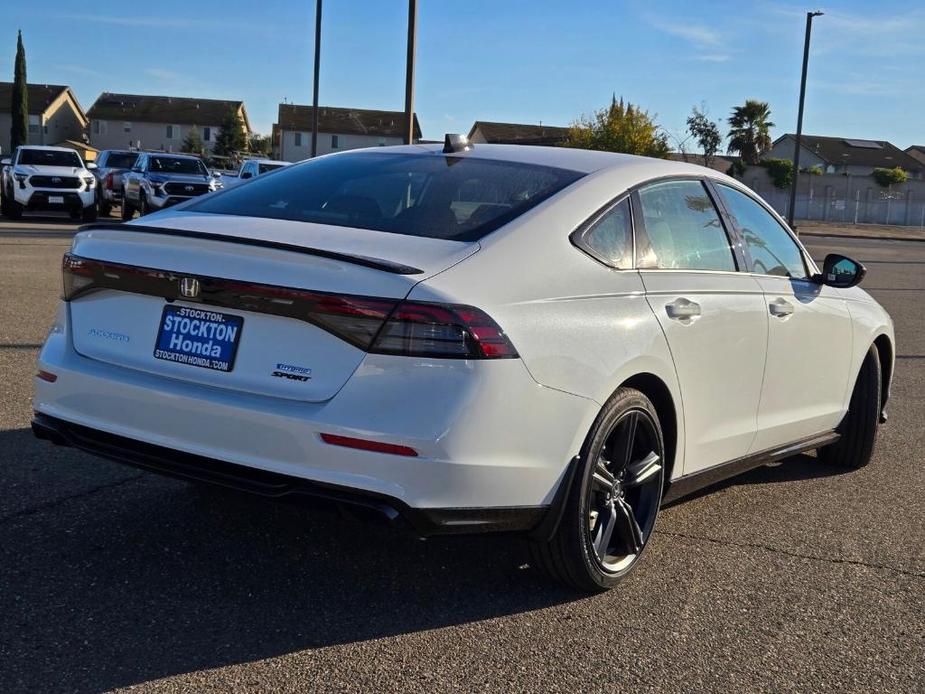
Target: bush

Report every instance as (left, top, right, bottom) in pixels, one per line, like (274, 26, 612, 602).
(726, 159, 746, 177)
(804, 165, 823, 175)
(762, 158, 793, 189)
(872, 167, 908, 187)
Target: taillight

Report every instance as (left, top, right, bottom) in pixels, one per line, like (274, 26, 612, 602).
(105, 173, 113, 190)
(60, 253, 518, 359)
(368, 301, 518, 359)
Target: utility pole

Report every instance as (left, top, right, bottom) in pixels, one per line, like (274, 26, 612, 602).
(311, 0, 323, 157)
(787, 10, 823, 229)
(404, 0, 417, 145)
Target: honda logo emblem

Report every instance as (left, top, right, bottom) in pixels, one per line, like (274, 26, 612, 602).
(179, 277, 200, 299)
(185, 185, 194, 192)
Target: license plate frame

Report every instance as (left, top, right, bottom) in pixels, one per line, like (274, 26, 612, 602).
(153, 304, 244, 373)
(48, 195, 64, 205)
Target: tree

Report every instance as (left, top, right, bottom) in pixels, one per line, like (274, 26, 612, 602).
(564, 95, 670, 158)
(181, 127, 206, 156)
(726, 99, 774, 165)
(213, 108, 247, 157)
(248, 132, 271, 156)
(686, 105, 722, 169)
(872, 167, 908, 188)
(10, 30, 28, 151)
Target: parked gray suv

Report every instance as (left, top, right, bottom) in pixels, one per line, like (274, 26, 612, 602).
(121, 152, 220, 219)
(92, 149, 139, 217)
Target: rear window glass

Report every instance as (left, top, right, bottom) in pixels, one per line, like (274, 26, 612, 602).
(258, 163, 286, 174)
(188, 152, 584, 241)
(19, 149, 83, 167)
(105, 152, 138, 168)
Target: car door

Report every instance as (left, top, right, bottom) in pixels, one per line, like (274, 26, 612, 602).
(712, 182, 853, 450)
(125, 155, 144, 201)
(635, 179, 768, 474)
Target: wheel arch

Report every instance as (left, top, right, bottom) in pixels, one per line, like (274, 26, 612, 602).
(872, 333, 893, 415)
(619, 372, 679, 486)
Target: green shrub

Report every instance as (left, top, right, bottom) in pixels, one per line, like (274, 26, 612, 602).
(726, 158, 746, 177)
(872, 167, 908, 187)
(762, 158, 793, 189)
(804, 165, 823, 175)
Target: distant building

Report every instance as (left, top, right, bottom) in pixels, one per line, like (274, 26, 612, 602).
(467, 121, 570, 146)
(765, 134, 923, 179)
(86, 93, 250, 153)
(0, 82, 87, 154)
(668, 152, 737, 174)
(905, 145, 925, 167)
(274, 105, 421, 162)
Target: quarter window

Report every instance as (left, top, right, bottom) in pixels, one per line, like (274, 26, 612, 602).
(579, 198, 633, 268)
(637, 180, 735, 271)
(717, 184, 808, 278)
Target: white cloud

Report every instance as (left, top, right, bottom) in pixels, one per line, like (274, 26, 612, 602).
(650, 20, 723, 49)
(694, 53, 732, 63)
(144, 68, 181, 80)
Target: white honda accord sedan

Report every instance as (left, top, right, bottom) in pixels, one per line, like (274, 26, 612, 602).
(32, 139, 894, 591)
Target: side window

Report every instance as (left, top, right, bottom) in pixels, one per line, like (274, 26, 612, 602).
(577, 198, 633, 268)
(637, 180, 735, 271)
(717, 184, 808, 278)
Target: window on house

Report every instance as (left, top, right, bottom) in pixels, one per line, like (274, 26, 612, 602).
(331, 135, 339, 149)
(28, 115, 40, 134)
(203, 127, 212, 142)
(378, 137, 386, 146)
(294, 132, 303, 147)
(93, 120, 107, 135)
(167, 125, 181, 139)
(123, 122, 132, 133)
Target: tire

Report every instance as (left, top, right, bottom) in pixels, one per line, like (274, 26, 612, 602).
(121, 199, 134, 221)
(98, 196, 111, 218)
(139, 193, 149, 216)
(5, 197, 23, 220)
(530, 387, 666, 592)
(818, 344, 881, 470)
(82, 205, 98, 223)
(69, 210, 81, 221)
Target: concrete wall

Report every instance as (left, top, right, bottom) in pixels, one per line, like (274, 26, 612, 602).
(279, 129, 402, 162)
(738, 165, 925, 227)
(89, 119, 226, 152)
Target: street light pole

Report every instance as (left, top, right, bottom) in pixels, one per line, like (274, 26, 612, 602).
(404, 0, 417, 145)
(787, 10, 823, 230)
(310, 0, 322, 158)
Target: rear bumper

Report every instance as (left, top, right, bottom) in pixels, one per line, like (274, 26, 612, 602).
(32, 412, 545, 536)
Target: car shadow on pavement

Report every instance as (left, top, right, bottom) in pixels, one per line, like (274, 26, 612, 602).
(0, 427, 580, 693)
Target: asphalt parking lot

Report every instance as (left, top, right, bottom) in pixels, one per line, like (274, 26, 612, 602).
(0, 222, 922, 693)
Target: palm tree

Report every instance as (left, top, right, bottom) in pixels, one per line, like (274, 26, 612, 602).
(726, 100, 774, 165)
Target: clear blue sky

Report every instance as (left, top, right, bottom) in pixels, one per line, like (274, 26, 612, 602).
(5, 1, 922, 148)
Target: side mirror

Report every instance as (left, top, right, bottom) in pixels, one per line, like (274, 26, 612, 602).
(212, 171, 223, 178)
(86, 162, 98, 170)
(240, 171, 253, 179)
(816, 254, 866, 288)
(0, 158, 10, 166)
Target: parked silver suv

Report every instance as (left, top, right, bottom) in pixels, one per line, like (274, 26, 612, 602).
(121, 152, 219, 219)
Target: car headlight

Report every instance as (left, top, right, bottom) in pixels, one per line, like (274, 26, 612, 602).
(14, 173, 28, 185)
(82, 176, 95, 189)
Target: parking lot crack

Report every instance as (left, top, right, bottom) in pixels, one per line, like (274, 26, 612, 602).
(0, 473, 146, 526)
(655, 529, 925, 580)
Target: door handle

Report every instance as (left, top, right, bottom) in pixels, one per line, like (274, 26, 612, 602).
(665, 297, 702, 321)
(769, 297, 795, 318)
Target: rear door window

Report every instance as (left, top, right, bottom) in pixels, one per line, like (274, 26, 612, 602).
(636, 180, 736, 271)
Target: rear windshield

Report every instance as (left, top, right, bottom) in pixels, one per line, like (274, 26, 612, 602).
(188, 152, 584, 241)
(105, 152, 139, 169)
(150, 157, 207, 175)
(19, 149, 83, 168)
(258, 163, 286, 175)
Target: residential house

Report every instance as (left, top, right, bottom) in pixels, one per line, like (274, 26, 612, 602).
(86, 93, 250, 153)
(668, 152, 737, 174)
(765, 134, 923, 179)
(467, 121, 570, 146)
(905, 145, 925, 167)
(0, 82, 87, 155)
(274, 105, 421, 162)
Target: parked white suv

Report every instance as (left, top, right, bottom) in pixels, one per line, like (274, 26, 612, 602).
(32, 141, 894, 591)
(1, 145, 98, 221)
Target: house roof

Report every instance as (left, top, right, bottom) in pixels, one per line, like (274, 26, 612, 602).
(774, 134, 923, 172)
(468, 121, 570, 145)
(905, 146, 925, 166)
(0, 82, 75, 116)
(668, 152, 737, 173)
(54, 139, 98, 152)
(87, 93, 250, 131)
(277, 105, 422, 140)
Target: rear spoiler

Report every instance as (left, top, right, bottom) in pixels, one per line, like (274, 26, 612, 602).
(77, 222, 424, 275)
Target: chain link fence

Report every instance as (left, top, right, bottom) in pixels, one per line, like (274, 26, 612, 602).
(739, 167, 925, 228)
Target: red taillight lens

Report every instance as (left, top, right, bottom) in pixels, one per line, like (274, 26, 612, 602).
(62, 252, 95, 300)
(320, 433, 418, 457)
(369, 301, 518, 359)
(36, 370, 58, 383)
(105, 173, 113, 190)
